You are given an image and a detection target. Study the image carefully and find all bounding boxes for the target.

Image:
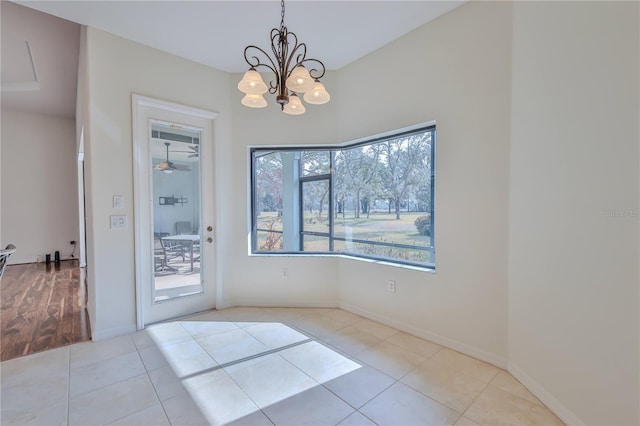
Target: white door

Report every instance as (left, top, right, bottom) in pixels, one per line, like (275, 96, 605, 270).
(133, 95, 217, 327)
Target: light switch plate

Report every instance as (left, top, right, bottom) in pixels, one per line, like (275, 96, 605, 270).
(113, 195, 124, 209)
(110, 215, 127, 229)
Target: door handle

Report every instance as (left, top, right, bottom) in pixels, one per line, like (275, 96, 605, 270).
(207, 226, 213, 232)
(206, 237, 213, 243)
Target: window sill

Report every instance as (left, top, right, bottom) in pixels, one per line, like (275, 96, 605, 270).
(249, 252, 435, 273)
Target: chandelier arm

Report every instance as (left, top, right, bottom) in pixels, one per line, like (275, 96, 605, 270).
(271, 27, 290, 99)
(270, 27, 284, 64)
(283, 32, 306, 80)
(299, 58, 327, 80)
(243, 44, 280, 94)
(244, 45, 278, 76)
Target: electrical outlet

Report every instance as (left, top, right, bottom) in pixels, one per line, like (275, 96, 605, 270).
(282, 268, 288, 278)
(388, 280, 396, 293)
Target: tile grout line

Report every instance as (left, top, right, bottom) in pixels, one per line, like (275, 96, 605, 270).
(3, 309, 555, 426)
(236, 317, 368, 424)
(457, 368, 500, 425)
(197, 335, 277, 426)
(266, 335, 358, 419)
(289, 325, 397, 424)
(175, 323, 265, 425)
(180, 337, 313, 380)
(150, 319, 315, 424)
(315, 318, 458, 424)
(391, 346, 474, 425)
(128, 312, 485, 423)
(77, 336, 162, 425)
(131, 336, 173, 426)
(265, 321, 369, 421)
(175, 313, 373, 424)
(186, 324, 320, 425)
(186, 323, 275, 424)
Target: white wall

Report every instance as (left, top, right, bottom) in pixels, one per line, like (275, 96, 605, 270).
(508, 2, 639, 425)
(228, 72, 342, 308)
(228, 1, 513, 366)
(1, 109, 79, 264)
(335, 1, 513, 365)
(83, 27, 233, 338)
(76, 2, 638, 423)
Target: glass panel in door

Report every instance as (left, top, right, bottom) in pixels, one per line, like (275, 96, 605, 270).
(151, 123, 202, 302)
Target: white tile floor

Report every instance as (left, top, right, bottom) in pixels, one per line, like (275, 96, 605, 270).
(0, 307, 565, 426)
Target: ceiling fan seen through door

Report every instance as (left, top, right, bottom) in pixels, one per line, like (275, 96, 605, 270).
(170, 145, 199, 158)
(155, 142, 192, 173)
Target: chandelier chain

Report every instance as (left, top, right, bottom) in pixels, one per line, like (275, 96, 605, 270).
(277, 0, 285, 61)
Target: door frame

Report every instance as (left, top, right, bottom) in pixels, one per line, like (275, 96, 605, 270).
(132, 94, 218, 330)
(77, 128, 87, 267)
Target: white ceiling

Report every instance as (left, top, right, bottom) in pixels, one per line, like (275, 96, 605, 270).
(1, 1, 80, 118)
(2, 1, 464, 118)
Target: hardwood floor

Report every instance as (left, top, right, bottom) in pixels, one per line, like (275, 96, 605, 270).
(0, 260, 90, 361)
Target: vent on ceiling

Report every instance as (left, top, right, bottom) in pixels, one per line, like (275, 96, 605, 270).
(151, 130, 199, 145)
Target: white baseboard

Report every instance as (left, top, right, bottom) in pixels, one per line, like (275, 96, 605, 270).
(9, 256, 77, 265)
(340, 303, 508, 369)
(92, 324, 137, 341)
(507, 362, 585, 426)
(215, 298, 233, 310)
(230, 297, 339, 309)
(8, 256, 38, 265)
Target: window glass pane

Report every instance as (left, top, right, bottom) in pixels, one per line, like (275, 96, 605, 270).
(333, 238, 432, 264)
(151, 123, 203, 302)
(303, 234, 330, 251)
(332, 130, 433, 265)
(301, 150, 330, 177)
(255, 151, 283, 217)
(256, 229, 283, 251)
(254, 151, 285, 252)
(250, 126, 435, 268)
(302, 179, 330, 234)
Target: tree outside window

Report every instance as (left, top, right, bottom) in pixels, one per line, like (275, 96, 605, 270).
(251, 126, 435, 268)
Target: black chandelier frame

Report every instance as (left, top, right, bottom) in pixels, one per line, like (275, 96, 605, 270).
(242, 0, 326, 108)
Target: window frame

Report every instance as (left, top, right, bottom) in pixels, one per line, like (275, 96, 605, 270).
(250, 123, 436, 269)
(299, 173, 333, 252)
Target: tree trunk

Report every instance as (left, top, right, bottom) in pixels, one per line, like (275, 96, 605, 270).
(318, 192, 326, 219)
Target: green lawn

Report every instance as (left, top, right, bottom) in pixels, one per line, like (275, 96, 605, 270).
(256, 211, 432, 263)
(333, 212, 431, 247)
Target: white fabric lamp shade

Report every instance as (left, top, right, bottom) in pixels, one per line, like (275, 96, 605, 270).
(285, 65, 314, 93)
(238, 69, 268, 94)
(303, 80, 330, 105)
(241, 93, 268, 108)
(283, 93, 305, 115)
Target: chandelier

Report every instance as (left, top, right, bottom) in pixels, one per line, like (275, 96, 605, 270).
(237, 0, 330, 115)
